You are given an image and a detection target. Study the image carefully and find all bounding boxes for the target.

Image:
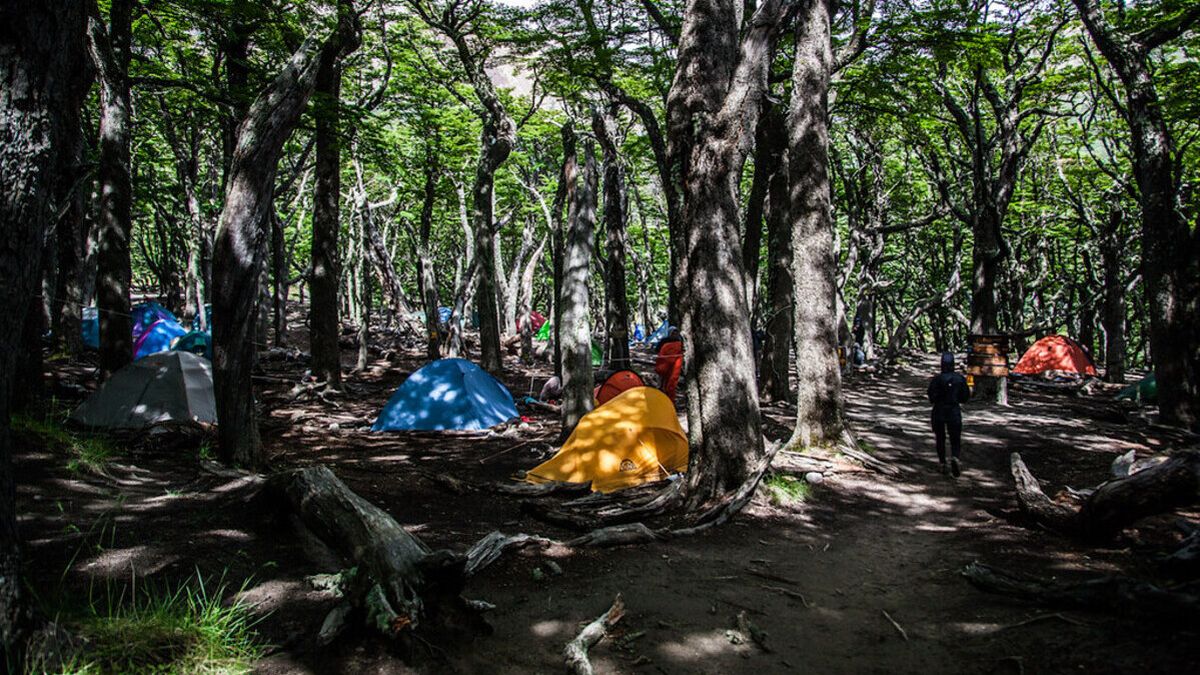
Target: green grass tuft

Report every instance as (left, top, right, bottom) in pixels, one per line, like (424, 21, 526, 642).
(12, 413, 115, 475)
(763, 473, 813, 505)
(59, 574, 264, 674)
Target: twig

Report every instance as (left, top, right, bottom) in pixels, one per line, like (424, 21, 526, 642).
(760, 584, 811, 608)
(998, 612, 1085, 630)
(745, 567, 800, 586)
(882, 609, 909, 641)
(479, 439, 535, 464)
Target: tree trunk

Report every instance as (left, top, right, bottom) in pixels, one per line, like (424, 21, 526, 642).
(1072, 0, 1200, 431)
(309, 43, 350, 388)
(418, 156, 441, 361)
(560, 144, 598, 437)
(742, 98, 777, 312)
(52, 70, 91, 356)
(518, 238, 545, 364)
(277, 466, 487, 640)
(757, 105, 791, 403)
(666, 0, 788, 504)
(788, 0, 844, 447)
(553, 125, 577, 378)
(1100, 208, 1126, 382)
(594, 106, 631, 370)
(213, 10, 358, 468)
(0, 1, 86, 661)
(87, 0, 133, 379)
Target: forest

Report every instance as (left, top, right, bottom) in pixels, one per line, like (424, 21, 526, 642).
(1, 0, 1198, 672)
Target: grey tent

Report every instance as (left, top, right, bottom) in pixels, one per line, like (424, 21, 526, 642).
(70, 351, 216, 429)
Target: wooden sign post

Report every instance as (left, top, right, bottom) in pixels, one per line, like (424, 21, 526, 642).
(967, 334, 1010, 405)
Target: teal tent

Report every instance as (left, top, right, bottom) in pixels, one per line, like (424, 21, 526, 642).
(1116, 374, 1157, 404)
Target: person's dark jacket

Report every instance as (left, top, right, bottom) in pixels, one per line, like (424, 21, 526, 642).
(928, 368, 970, 421)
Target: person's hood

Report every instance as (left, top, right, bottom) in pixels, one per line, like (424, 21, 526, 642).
(941, 352, 954, 373)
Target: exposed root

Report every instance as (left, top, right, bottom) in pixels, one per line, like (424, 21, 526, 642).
(563, 594, 625, 675)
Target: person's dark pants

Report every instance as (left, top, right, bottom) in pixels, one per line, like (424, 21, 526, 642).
(932, 409, 962, 463)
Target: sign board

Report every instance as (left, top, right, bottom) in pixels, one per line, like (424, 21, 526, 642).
(967, 334, 1010, 378)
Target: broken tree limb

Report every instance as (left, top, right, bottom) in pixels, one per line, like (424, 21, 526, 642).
(276, 466, 487, 639)
(1011, 450, 1200, 541)
(563, 594, 625, 675)
(567, 522, 669, 547)
(463, 531, 555, 578)
(962, 561, 1200, 620)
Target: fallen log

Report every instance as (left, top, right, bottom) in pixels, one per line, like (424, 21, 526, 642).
(962, 561, 1200, 621)
(1010, 450, 1200, 541)
(276, 466, 489, 643)
(563, 594, 625, 675)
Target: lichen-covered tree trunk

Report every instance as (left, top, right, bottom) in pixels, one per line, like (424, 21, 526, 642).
(789, 0, 844, 448)
(87, 0, 133, 379)
(667, 0, 788, 504)
(1100, 208, 1126, 383)
(560, 145, 598, 437)
(213, 9, 358, 468)
(0, 1, 86, 661)
(594, 106, 631, 369)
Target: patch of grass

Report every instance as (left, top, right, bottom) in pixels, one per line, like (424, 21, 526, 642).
(12, 413, 115, 475)
(60, 574, 264, 674)
(763, 473, 813, 506)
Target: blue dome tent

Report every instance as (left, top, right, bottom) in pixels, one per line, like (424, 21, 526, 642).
(134, 319, 187, 360)
(646, 320, 673, 347)
(372, 358, 518, 432)
(438, 306, 453, 324)
(132, 301, 178, 343)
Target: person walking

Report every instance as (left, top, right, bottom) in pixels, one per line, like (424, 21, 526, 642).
(927, 352, 970, 477)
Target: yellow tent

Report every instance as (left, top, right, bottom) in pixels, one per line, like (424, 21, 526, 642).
(525, 387, 688, 493)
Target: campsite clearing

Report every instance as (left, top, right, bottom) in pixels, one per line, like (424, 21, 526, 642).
(16, 349, 1197, 673)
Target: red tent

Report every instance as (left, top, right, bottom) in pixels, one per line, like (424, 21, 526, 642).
(1012, 335, 1097, 377)
(593, 370, 645, 406)
(516, 311, 547, 332)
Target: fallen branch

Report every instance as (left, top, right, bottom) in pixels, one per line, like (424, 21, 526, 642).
(563, 594, 625, 675)
(881, 609, 909, 641)
(962, 561, 1200, 620)
(760, 584, 810, 608)
(463, 531, 555, 577)
(1010, 450, 1200, 541)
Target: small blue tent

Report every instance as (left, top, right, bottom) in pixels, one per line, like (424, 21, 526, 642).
(632, 324, 646, 342)
(438, 306, 453, 324)
(82, 307, 99, 349)
(646, 320, 673, 347)
(174, 330, 212, 359)
(134, 319, 187, 360)
(372, 358, 518, 432)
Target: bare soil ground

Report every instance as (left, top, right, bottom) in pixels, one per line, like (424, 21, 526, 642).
(17, 340, 1200, 674)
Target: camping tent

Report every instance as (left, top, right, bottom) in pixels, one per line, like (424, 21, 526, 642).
(1116, 374, 1157, 404)
(646, 321, 672, 347)
(632, 324, 646, 342)
(70, 351, 216, 429)
(525, 387, 688, 493)
(591, 341, 602, 367)
(516, 311, 547, 332)
(371, 358, 518, 431)
(594, 370, 644, 406)
(82, 307, 99, 349)
(131, 301, 178, 344)
(134, 319, 188, 360)
(174, 330, 212, 359)
(438, 306, 453, 324)
(535, 320, 552, 342)
(1012, 335, 1097, 377)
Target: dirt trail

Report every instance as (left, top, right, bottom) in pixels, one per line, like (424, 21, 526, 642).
(19, 352, 1199, 674)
